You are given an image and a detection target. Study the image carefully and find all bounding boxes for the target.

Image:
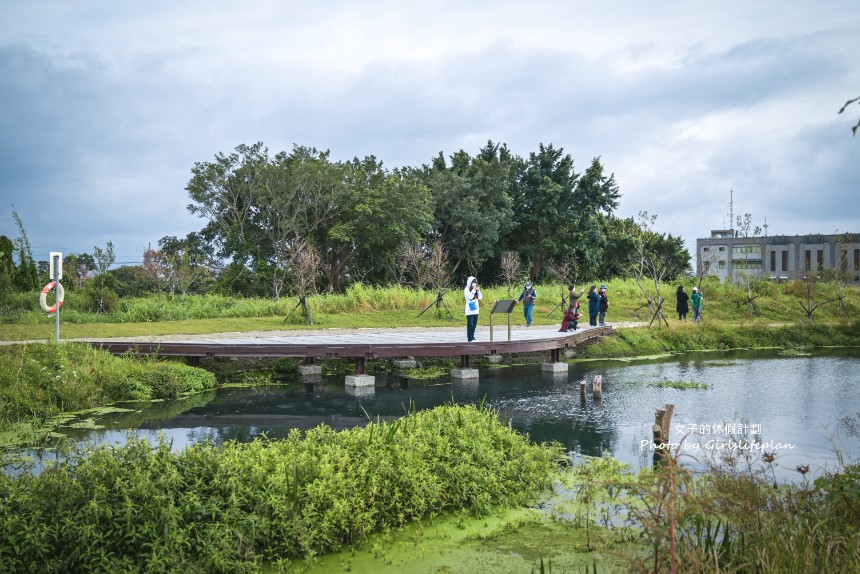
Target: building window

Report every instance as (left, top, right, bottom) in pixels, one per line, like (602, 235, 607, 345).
(855, 249, 859, 271)
(734, 260, 762, 270)
(732, 244, 762, 256)
(770, 252, 775, 272)
(718, 246, 725, 252)
(781, 250, 788, 272)
(817, 249, 824, 271)
(718, 261, 726, 269)
(805, 250, 811, 272)
(703, 246, 710, 252)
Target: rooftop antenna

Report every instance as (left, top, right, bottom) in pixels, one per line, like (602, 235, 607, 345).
(763, 217, 769, 237)
(729, 189, 734, 235)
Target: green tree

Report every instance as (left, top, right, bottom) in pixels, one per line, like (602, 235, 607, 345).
(510, 143, 579, 279)
(0, 235, 14, 296)
(10, 210, 38, 291)
(92, 241, 116, 312)
(158, 233, 213, 295)
(325, 160, 432, 287)
(186, 142, 272, 293)
(428, 142, 514, 278)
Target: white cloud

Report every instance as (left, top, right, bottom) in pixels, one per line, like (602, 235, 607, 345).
(1, 0, 858, 262)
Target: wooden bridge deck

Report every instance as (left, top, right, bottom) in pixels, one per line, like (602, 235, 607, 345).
(89, 325, 614, 360)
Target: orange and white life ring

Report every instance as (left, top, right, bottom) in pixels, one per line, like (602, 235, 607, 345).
(39, 281, 65, 314)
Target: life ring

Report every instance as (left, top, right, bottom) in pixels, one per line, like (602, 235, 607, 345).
(39, 281, 65, 314)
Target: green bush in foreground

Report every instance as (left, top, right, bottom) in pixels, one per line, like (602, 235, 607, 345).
(0, 343, 217, 426)
(0, 405, 565, 573)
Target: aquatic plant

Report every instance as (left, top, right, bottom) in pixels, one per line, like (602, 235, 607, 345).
(0, 404, 564, 573)
(0, 342, 216, 428)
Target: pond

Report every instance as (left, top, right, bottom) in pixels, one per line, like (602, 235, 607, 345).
(13, 348, 860, 481)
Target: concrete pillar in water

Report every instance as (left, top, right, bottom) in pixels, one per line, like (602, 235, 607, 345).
(451, 354, 479, 379)
(392, 358, 417, 369)
(346, 357, 375, 387)
(542, 348, 568, 373)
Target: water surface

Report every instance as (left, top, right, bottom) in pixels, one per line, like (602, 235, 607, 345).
(17, 349, 860, 481)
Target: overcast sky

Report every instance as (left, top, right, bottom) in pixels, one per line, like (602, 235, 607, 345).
(2, 0, 858, 268)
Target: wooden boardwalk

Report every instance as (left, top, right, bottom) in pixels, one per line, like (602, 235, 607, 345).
(90, 325, 614, 361)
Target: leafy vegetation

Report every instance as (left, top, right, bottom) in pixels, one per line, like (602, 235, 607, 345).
(0, 404, 565, 573)
(616, 449, 860, 572)
(647, 380, 710, 390)
(583, 320, 860, 359)
(2, 277, 858, 341)
(0, 342, 216, 427)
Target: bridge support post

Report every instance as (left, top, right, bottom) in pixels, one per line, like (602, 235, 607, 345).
(451, 355, 479, 379)
(346, 357, 375, 388)
(297, 357, 322, 377)
(541, 348, 568, 373)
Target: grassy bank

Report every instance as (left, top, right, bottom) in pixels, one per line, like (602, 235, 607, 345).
(0, 342, 216, 428)
(0, 404, 565, 573)
(2, 278, 858, 340)
(581, 320, 860, 359)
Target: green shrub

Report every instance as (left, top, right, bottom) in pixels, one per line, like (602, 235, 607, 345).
(0, 343, 217, 425)
(0, 404, 565, 573)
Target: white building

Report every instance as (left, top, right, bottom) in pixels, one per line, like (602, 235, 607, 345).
(696, 231, 860, 284)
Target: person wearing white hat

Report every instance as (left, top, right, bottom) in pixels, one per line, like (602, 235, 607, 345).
(517, 280, 538, 326)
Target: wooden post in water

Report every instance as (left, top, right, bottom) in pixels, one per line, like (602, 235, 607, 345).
(580, 379, 587, 402)
(593, 374, 603, 400)
(652, 403, 675, 448)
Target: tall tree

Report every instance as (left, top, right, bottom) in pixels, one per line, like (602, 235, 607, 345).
(186, 142, 271, 291)
(510, 143, 579, 279)
(429, 142, 514, 278)
(11, 210, 38, 291)
(92, 241, 116, 312)
(0, 235, 14, 296)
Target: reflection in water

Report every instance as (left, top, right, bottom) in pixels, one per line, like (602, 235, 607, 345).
(7, 348, 860, 481)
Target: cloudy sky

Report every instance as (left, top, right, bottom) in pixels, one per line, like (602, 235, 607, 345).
(2, 0, 858, 268)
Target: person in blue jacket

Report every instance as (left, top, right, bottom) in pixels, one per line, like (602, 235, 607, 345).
(587, 285, 600, 327)
(516, 281, 538, 327)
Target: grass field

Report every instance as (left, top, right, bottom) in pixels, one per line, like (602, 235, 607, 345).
(3, 278, 858, 340)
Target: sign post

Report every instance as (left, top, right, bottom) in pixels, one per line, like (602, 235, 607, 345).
(50, 252, 63, 341)
(489, 300, 517, 342)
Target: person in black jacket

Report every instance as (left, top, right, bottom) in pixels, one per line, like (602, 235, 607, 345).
(598, 284, 609, 326)
(587, 286, 600, 327)
(676, 285, 690, 321)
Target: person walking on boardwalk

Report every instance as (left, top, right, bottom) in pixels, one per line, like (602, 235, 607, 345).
(598, 284, 609, 326)
(464, 276, 483, 341)
(691, 286, 703, 323)
(517, 280, 538, 327)
(676, 285, 690, 321)
(587, 285, 600, 327)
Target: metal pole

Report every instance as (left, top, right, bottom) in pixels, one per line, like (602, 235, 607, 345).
(53, 254, 60, 341)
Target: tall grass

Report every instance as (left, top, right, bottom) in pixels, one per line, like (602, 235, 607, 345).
(0, 404, 565, 573)
(0, 343, 216, 426)
(2, 279, 858, 329)
(617, 449, 860, 573)
(583, 320, 860, 358)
